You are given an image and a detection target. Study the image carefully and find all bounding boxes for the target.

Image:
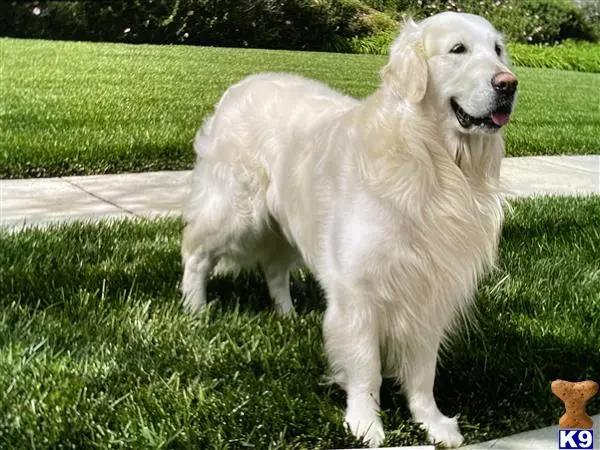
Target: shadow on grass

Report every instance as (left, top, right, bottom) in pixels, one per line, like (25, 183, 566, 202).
(1, 197, 599, 447)
(206, 269, 327, 316)
(1, 143, 196, 179)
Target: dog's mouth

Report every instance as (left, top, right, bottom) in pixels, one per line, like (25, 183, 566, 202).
(450, 98, 512, 130)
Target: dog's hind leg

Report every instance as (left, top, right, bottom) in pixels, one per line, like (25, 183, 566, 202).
(323, 298, 385, 448)
(181, 226, 216, 314)
(262, 261, 295, 316)
(181, 252, 213, 313)
(401, 333, 464, 448)
(259, 235, 300, 316)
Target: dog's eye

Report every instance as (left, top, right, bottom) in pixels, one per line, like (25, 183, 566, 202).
(495, 43, 502, 56)
(449, 43, 466, 54)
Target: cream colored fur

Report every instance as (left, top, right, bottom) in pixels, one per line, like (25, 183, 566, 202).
(181, 12, 516, 448)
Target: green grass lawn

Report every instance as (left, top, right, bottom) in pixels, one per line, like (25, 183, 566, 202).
(1, 196, 599, 449)
(1, 38, 599, 179)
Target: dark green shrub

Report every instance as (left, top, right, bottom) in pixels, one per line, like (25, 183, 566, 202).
(0, 0, 389, 51)
(176, 0, 375, 51)
(361, 0, 401, 12)
(532, 0, 598, 42)
(0, 1, 182, 44)
(0, 1, 87, 41)
(398, 0, 598, 44)
(0, 0, 596, 49)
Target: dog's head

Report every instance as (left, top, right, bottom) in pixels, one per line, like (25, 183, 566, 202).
(381, 12, 517, 135)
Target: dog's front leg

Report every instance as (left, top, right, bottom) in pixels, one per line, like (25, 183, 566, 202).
(402, 334, 464, 448)
(323, 302, 385, 448)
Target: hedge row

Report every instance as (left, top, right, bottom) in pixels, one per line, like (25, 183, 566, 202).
(0, 0, 598, 51)
(0, 0, 396, 52)
(393, 0, 600, 44)
(351, 33, 600, 72)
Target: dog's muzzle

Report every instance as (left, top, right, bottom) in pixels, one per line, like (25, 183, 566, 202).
(451, 98, 514, 130)
(451, 71, 518, 130)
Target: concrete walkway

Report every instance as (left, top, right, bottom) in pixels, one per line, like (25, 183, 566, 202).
(332, 413, 600, 450)
(332, 413, 600, 449)
(1, 155, 598, 230)
(461, 414, 600, 449)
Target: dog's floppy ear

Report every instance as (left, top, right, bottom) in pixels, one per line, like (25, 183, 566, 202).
(381, 18, 428, 103)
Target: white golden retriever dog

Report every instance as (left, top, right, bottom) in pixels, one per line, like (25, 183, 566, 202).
(181, 12, 517, 448)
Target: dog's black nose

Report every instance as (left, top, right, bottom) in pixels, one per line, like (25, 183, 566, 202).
(491, 72, 518, 95)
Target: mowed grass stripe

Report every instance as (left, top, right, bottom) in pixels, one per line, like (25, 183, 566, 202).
(1, 38, 599, 179)
(0, 196, 599, 448)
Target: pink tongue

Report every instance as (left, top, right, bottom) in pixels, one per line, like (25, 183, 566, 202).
(491, 112, 510, 126)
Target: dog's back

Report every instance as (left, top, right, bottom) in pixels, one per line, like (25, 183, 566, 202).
(195, 73, 357, 162)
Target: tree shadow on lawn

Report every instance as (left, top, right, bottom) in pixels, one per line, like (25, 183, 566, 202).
(173, 269, 600, 447)
(2, 206, 598, 448)
(205, 264, 599, 446)
(206, 268, 327, 315)
(167, 271, 600, 447)
(408, 323, 598, 445)
(2, 142, 196, 179)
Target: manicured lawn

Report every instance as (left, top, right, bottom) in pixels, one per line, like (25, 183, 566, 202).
(1, 196, 599, 449)
(1, 38, 599, 179)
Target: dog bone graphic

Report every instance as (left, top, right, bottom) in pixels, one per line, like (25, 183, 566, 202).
(551, 379, 599, 429)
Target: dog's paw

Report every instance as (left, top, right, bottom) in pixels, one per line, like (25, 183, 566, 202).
(421, 414, 464, 448)
(345, 409, 385, 448)
(181, 292, 206, 314)
(275, 302, 296, 317)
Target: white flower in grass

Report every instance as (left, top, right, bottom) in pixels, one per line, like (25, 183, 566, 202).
(32, 7, 41, 15)
(124, 28, 131, 34)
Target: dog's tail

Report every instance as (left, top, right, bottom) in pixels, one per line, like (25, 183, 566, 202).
(192, 136, 212, 162)
(193, 133, 211, 160)
(192, 115, 215, 160)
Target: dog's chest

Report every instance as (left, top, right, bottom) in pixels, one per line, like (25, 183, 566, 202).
(431, 172, 504, 278)
(344, 185, 503, 309)
(427, 191, 502, 269)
